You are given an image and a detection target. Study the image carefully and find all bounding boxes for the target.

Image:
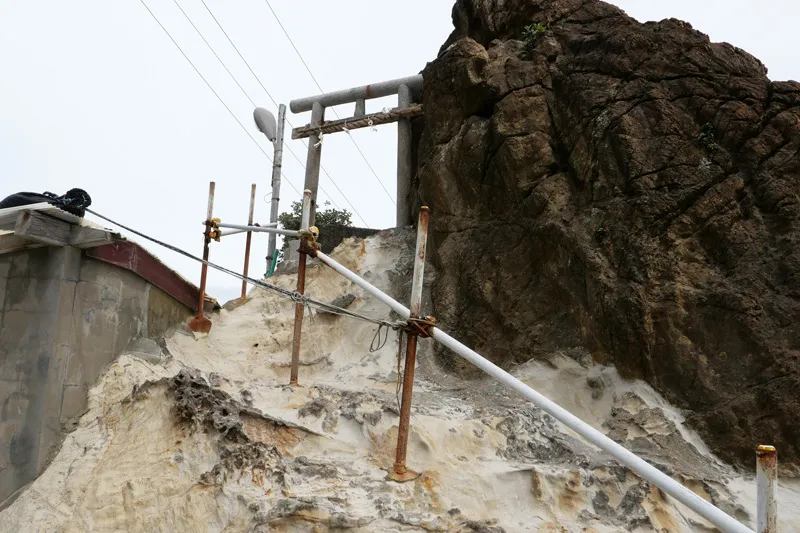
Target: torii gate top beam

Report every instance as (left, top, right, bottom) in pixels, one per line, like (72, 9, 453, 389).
(289, 74, 423, 113)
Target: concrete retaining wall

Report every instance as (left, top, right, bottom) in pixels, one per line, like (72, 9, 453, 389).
(0, 246, 191, 505)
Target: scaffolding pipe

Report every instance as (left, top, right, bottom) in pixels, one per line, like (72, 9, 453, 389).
(313, 249, 754, 533)
(289, 190, 312, 386)
(219, 223, 278, 237)
(290, 74, 423, 113)
(756, 445, 777, 533)
(188, 181, 215, 334)
(389, 207, 429, 482)
(240, 183, 256, 299)
(216, 222, 298, 237)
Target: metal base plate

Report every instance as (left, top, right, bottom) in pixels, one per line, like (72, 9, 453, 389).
(188, 316, 212, 334)
(385, 468, 422, 483)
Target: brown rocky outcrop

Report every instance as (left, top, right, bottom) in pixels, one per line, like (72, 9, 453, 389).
(415, 0, 800, 470)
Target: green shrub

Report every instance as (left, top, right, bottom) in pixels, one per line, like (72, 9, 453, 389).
(523, 22, 548, 51)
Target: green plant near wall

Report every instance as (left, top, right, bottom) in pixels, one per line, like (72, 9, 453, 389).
(523, 22, 548, 51)
(276, 201, 353, 261)
(278, 200, 353, 231)
(698, 122, 717, 152)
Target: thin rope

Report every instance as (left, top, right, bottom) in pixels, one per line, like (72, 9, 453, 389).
(85, 208, 396, 329)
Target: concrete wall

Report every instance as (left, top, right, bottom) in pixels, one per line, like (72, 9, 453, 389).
(0, 246, 191, 505)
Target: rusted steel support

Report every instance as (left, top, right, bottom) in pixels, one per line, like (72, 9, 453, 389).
(188, 181, 215, 333)
(240, 183, 256, 300)
(289, 189, 312, 386)
(388, 206, 429, 482)
(291, 104, 423, 140)
(756, 445, 777, 533)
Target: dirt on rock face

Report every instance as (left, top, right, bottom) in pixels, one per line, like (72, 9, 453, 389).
(416, 0, 800, 470)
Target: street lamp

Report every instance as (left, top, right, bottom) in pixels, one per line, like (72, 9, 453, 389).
(254, 105, 286, 277)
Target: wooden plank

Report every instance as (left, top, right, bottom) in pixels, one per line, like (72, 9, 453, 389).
(69, 225, 115, 248)
(14, 210, 71, 247)
(0, 233, 48, 254)
(291, 104, 423, 139)
(0, 202, 109, 231)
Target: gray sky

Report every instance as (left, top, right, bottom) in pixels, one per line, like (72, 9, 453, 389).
(1, 1, 797, 304)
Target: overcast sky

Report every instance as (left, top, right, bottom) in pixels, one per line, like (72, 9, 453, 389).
(1, 1, 797, 304)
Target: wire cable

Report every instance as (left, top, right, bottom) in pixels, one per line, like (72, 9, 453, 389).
(196, 0, 371, 225)
(262, 0, 396, 206)
(85, 207, 400, 329)
(138, 0, 302, 196)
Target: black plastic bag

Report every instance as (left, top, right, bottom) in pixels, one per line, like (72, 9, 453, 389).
(0, 188, 92, 218)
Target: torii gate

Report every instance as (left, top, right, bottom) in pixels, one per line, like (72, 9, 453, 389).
(289, 74, 424, 228)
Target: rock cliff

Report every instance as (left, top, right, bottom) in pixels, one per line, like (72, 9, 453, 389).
(416, 0, 800, 470)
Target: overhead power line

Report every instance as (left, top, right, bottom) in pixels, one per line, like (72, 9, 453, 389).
(262, 0, 397, 206)
(137, 0, 301, 196)
(196, 0, 370, 226)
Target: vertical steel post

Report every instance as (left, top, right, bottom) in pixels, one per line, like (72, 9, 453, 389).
(389, 206, 430, 482)
(289, 189, 312, 386)
(240, 183, 257, 299)
(396, 84, 413, 227)
(188, 181, 215, 333)
(756, 445, 777, 533)
(266, 104, 286, 277)
(304, 101, 325, 227)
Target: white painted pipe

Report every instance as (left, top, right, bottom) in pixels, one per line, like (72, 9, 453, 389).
(301, 189, 312, 231)
(314, 250, 754, 533)
(220, 223, 278, 237)
(217, 222, 297, 237)
(756, 445, 777, 533)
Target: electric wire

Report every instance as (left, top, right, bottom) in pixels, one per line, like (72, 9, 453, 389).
(262, 0, 397, 206)
(197, 0, 370, 226)
(85, 207, 399, 329)
(138, 0, 301, 196)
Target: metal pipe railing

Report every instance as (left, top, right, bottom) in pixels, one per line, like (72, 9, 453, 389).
(216, 222, 297, 237)
(290, 74, 423, 113)
(313, 249, 755, 533)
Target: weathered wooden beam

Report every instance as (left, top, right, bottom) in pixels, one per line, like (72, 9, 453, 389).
(14, 210, 71, 246)
(0, 233, 48, 254)
(9, 210, 116, 250)
(291, 104, 423, 140)
(69, 225, 115, 248)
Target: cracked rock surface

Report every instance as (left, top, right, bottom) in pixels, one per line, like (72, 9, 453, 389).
(415, 0, 800, 470)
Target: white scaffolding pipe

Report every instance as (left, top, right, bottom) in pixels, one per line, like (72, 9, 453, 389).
(314, 250, 754, 533)
(220, 223, 278, 237)
(217, 222, 298, 237)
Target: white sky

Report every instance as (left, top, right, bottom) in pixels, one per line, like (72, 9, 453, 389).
(1, 1, 797, 304)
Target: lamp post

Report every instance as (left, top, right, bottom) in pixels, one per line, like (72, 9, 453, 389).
(254, 105, 286, 276)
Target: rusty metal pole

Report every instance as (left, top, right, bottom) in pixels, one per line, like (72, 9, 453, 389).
(240, 183, 257, 299)
(189, 181, 215, 333)
(389, 206, 430, 482)
(756, 445, 777, 533)
(289, 189, 312, 386)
